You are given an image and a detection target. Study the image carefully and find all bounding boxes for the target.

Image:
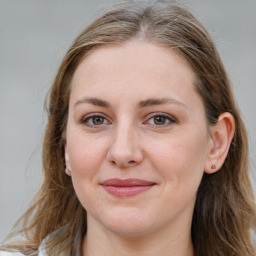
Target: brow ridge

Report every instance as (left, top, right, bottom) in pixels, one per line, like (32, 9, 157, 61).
(74, 97, 186, 108)
(138, 97, 186, 108)
(74, 97, 110, 108)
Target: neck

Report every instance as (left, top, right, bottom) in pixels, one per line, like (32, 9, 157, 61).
(82, 215, 194, 256)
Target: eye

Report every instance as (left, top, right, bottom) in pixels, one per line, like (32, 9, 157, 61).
(81, 114, 109, 127)
(146, 113, 176, 127)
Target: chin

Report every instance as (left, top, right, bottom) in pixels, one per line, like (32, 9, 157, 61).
(97, 208, 156, 237)
(104, 222, 154, 238)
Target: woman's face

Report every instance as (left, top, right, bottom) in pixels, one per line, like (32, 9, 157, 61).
(65, 40, 212, 237)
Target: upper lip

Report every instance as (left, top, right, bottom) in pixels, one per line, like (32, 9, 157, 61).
(101, 178, 156, 187)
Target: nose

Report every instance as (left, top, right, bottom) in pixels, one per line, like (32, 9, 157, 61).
(106, 123, 144, 168)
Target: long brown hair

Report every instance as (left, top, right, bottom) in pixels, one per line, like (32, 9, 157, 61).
(2, 1, 256, 255)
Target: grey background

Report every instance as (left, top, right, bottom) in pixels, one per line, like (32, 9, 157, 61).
(0, 0, 256, 243)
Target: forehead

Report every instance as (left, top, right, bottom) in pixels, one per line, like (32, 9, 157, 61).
(70, 40, 201, 108)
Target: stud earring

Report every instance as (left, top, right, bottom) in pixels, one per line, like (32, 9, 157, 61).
(65, 168, 72, 176)
(211, 164, 216, 170)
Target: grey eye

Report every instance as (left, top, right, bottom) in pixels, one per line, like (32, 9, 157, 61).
(91, 116, 105, 125)
(82, 115, 108, 127)
(153, 116, 168, 125)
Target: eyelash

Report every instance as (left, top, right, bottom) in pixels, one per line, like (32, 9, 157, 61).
(80, 113, 176, 128)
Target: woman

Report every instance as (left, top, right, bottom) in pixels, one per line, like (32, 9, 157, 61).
(1, 1, 255, 255)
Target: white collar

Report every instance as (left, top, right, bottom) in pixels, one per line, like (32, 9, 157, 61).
(38, 226, 82, 256)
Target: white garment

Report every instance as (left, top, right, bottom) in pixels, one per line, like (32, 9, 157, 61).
(0, 234, 49, 256)
(0, 243, 66, 256)
(0, 246, 47, 256)
(0, 245, 68, 256)
(0, 229, 58, 256)
(0, 227, 80, 256)
(0, 252, 25, 256)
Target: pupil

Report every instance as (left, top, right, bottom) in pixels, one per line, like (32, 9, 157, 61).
(154, 116, 165, 125)
(93, 116, 104, 125)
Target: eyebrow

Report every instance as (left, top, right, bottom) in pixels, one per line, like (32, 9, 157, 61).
(74, 97, 187, 108)
(138, 97, 187, 108)
(74, 97, 110, 108)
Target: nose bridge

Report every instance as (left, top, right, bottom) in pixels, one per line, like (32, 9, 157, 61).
(112, 118, 138, 155)
(116, 118, 134, 145)
(107, 117, 143, 167)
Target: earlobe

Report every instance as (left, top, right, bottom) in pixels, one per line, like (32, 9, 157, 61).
(205, 112, 235, 174)
(64, 144, 72, 176)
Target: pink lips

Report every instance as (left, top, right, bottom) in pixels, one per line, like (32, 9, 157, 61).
(101, 178, 155, 198)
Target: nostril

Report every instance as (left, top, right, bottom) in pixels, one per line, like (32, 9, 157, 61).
(110, 160, 116, 165)
(128, 160, 136, 164)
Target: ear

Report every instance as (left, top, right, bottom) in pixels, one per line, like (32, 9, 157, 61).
(64, 144, 72, 176)
(204, 112, 235, 174)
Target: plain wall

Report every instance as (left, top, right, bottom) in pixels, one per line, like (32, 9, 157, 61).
(1, 0, 256, 243)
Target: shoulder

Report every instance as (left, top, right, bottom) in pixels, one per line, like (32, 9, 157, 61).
(0, 248, 47, 256)
(0, 252, 25, 256)
(0, 226, 71, 256)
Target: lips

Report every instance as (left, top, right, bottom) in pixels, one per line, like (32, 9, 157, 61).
(101, 178, 156, 198)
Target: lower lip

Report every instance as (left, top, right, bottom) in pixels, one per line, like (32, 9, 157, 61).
(102, 185, 154, 198)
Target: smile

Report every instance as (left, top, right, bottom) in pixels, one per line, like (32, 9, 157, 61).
(101, 178, 156, 198)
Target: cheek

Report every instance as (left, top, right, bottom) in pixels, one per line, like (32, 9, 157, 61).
(66, 133, 108, 211)
(147, 130, 208, 186)
(67, 131, 108, 178)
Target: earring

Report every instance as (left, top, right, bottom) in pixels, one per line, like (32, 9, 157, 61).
(211, 164, 216, 170)
(65, 168, 72, 176)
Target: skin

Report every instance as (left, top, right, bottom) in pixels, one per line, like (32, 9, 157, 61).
(64, 40, 235, 256)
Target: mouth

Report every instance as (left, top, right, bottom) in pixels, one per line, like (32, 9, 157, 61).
(101, 178, 156, 198)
